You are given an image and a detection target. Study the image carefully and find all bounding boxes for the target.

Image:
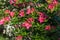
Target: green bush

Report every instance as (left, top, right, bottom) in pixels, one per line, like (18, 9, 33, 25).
(0, 0, 60, 40)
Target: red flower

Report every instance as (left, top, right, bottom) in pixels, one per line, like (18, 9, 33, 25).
(26, 18, 34, 23)
(45, 25, 51, 30)
(13, 4, 17, 6)
(22, 21, 32, 29)
(38, 16, 46, 23)
(16, 35, 22, 40)
(53, 0, 58, 5)
(38, 12, 47, 23)
(4, 16, 10, 22)
(26, 8, 31, 14)
(26, 7, 35, 14)
(48, 4, 54, 10)
(4, 10, 10, 14)
(14, 0, 17, 3)
(38, 12, 45, 16)
(31, 7, 35, 13)
(9, 11, 15, 17)
(19, 10, 25, 17)
(0, 18, 5, 25)
(9, 0, 14, 4)
(0, 16, 10, 25)
(48, 0, 58, 10)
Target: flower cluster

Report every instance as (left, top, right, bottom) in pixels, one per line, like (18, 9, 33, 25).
(38, 12, 48, 23)
(0, 0, 60, 40)
(48, 0, 58, 11)
(22, 18, 34, 29)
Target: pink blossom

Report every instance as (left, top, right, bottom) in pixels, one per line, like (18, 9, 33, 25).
(48, 0, 58, 10)
(38, 16, 46, 23)
(16, 35, 22, 40)
(4, 16, 10, 22)
(45, 25, 51, 30)
(14, 0, 17, 3)
(0, 18, 5, 25)
(22, 21, 32, 29)
(19, 10, 25, 17)
(9, 11, 15, 17)
(38, 12, 47, 23)
(4, 10, 10, 14)
(53, 0, 58, 5)
(26, 8, 31, 14)
(26, 18, 34, 23)
(31, 7, 35, 13)
(48, 4, 54, 10)
(38, 12, 46, 16)
(0, 16, 10, 25)
(13, 4, 17, 6)
(26, 8, 35, 14)
(9, 0, 14, 4)
(26, 7, 35, 14)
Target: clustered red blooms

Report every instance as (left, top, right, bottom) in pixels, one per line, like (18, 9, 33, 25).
(48, 0, 58, 10)
(9, 0, 18, 7)
(0, 16, 10, 25)
(22, 18, 34, 29)
(9, 0, 34, 7)
(0, 0, 58, 39)
(0, 0, 57, 30)
(0, 9, 15, 25)
(45, 25, 56, 31)
(19, 9, 25, 17)
(22, 21, 32, 29)
(4, 10, 15, 17)
(26, 7, 35, 14)
(16, 35, 22, 40)
(26, 18, 34, 23)
(38, 12, 47, 23)
(19, 7, 35, 17)
(9, 11, 15, 17)
(2, 7, 35, 29)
